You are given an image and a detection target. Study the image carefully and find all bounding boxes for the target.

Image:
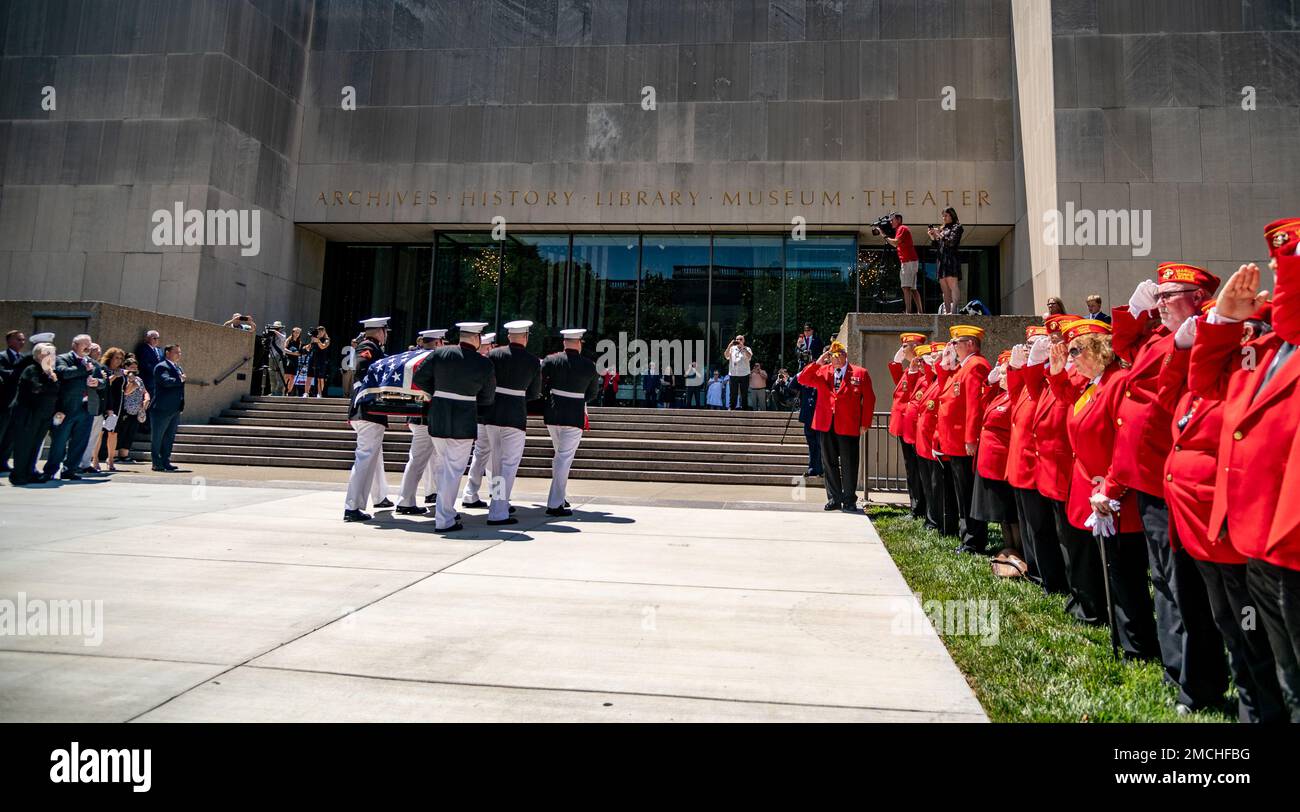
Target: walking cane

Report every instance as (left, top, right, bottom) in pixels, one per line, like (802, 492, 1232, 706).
(1094, 529, 1121, 661)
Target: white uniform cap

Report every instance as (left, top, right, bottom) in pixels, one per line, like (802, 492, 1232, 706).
(481, 333, 496, 344)
(29, 332, 56, 344)
(503, 320, 533, 333)
(418, 329, 447, 340)
(455, 321, 489, 334)
(359, 316, 390, 328)
(560, 328, 587, 339)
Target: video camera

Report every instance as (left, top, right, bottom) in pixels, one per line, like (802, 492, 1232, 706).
(869, 214, 898, 239)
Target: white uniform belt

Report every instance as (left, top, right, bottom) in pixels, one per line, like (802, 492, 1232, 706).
(551, 389, 586, 399)
(495, 386, 527, 396)
(433, 390, 475, 402)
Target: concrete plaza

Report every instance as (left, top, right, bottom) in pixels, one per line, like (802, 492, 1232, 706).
(0, 468, 984, 722)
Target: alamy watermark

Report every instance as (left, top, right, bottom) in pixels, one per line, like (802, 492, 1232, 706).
(1043, 202, 1152, 257)
(891, 593, 1000, 646)
(594, 332, 706, 376)
(0, 592, 103, 646)
(151, 203, 261, 256)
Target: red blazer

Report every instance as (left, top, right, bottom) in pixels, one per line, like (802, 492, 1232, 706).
(901, 365, 934, 445)
(1191, 318, 1300, 571)
(1064, 363, 1143, 533)
(1032, 367, 1087, 502)
(1006, 363, 1046, 490)
(888, 362, 922, 438)
(1109, 306, 1177, 498)
(935, 354, 991, 457)
(797, 361, 876, 437)
(1159, 346, 1244, 564)
(914, 373, 947, 461)
(976, 388, 1013, 481)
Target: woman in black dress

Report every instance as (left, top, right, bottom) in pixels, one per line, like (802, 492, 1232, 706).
(9, 342, 60, 486)
(927, 207, 964, 315)
(282, 326, 303, 395)
(307, 326, 331, 397)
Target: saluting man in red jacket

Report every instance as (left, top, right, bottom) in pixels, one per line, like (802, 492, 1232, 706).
(797, 339, 876, 513)
(888, 332, 930, 520)
(1112, 262, 1226, 714)
(1191, 218, 1300, 720)
(935, 324, 992, 554)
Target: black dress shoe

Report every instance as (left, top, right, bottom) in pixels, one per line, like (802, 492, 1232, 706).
(462, 499, 488, 509)
(373, 498, 394, 508)
(395, 505, 427, 515)
(823, 500, 839, 511)
(60, 470, 81, 481)
(508, 506, 516, 514)
(434, 521, 464, 533)
(486, 517, 519, 526)
(840, 504, 860, 513)
(36, 473, 52, 483)
(564, 501, 570, 507)
(343, 509, 372, 522)
(955, 545, 988, 556)
(545, 507, 573, 517)
(151, 466, 167, 472)
(164, 464, 179, 471)
(424, 493, 436, 503)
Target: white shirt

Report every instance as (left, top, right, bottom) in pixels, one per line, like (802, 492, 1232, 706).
(727, 345, 752, 377)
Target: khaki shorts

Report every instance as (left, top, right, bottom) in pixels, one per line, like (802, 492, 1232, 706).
(900, 260, 919, 288)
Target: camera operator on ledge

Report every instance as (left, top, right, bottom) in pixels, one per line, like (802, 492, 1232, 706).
(884, 212, 923, 314)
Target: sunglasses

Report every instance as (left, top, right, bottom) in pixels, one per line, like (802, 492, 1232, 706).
(1155, 287, 1199, 302)
(1068, 346, 1083, 358)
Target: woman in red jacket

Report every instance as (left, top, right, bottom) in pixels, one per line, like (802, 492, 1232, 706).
(914, 345, 957, 536)
(971, 351, 1019, 549)
(888, 332, 929, 520)
(1056, 318, 1159, 660)
(1162, 302, 1285, 721)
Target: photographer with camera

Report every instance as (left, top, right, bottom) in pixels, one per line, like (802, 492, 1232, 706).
(723, 335, 753, 411)
(884, 213, 923, 314)
(927, 208, 964, 315)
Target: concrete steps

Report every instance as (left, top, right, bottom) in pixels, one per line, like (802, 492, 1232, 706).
(131, 395, 818, 485)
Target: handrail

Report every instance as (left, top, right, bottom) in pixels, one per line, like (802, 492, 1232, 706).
(201, 356, 251, 387)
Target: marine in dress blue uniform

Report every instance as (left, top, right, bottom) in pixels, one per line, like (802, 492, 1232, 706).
(462, 332, 499, 508)
(343, 317, 391, 521)
(397, 328, 447, 513)
(481, 321, 542, 524)
(541, 328, 600, 515)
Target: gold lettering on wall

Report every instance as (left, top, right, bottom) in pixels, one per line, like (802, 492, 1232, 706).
(314, 188, 993, 209)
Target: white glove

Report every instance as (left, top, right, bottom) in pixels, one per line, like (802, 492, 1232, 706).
(1206, 306, 1241, 325)
(987, 365, 1004, 385)
(1128, 279, 1160, 313)
(1173, 315, 1198, 350)
(1027, 336, 1051, 366)
(940, 346, 958, 371)
(893, 346, 907, 364)
(924, 352, 938, 366)
(1009, 343, 1028, 369)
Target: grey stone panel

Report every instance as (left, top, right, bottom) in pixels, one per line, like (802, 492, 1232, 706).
(1149, 107, 1203, 182)
(915, 0, 956, 38)
(479, 105, 517, 164)
(162, 53, 207, 119)
(1168, 34, 1222, 107)
(1269, 32, 1300, 106)
(572, 45, 608, 103)
(768, 0, 806, 42)
(731, 0, 770, 42)
(1101, 108, 1152, 181)
(82, 252, 126, 304)
(916, 99, 957, 160)
(859, 39, 898, 100)
(878, 99, 918, 160)
(786, 41, 823, 100)
(1122, 34, 1172, 107)
(1249, 107, 1300, 184)
(749, 41, 787, 101)
(1052, 0, 1098, 34)
(121, 252, 163, 312)
(1197, 107, 1254, 183)
(1055, 107, 1105, 181)
(59, 120, 103, 185)
(1220, 32, 1272, 106)
(1071, 34, 1122, 108)
(809, 0, 881, 40)
(825, 41, 861, 100)
(3, 0, 44, 56)
(0, 186, 39, 251)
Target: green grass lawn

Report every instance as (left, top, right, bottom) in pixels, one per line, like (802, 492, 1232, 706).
(868, 504, 1232, 723)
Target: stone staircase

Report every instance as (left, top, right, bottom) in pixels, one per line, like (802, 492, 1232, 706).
(130, 395, 819, 486)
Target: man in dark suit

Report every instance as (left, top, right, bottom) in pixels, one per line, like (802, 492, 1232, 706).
(43, 334, 100, 480)
(0, 329, 30, 471)
(149, 344, 186, 471)
(134, 329, 164, 400)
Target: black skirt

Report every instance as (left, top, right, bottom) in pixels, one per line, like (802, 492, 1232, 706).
(971, 471, 1016, 523)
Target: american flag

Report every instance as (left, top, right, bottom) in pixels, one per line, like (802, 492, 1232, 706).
(351, 349, 432, 417)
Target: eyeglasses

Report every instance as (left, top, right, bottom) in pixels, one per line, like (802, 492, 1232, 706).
(953, 337, 975, 344)
(1155, 287, 1199, 302)
(1068, 347, 1083, 358)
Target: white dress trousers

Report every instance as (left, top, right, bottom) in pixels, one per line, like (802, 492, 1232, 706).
(398, 421, 433, 507)
(345, 420, 387, 512)
(432, 436, 474, 529)
(546, 425, 583, 509)
(484, 424, 527, 520)
(462, 428, 494, 502)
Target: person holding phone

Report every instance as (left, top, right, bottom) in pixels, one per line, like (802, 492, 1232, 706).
(306, 326, 331, 397)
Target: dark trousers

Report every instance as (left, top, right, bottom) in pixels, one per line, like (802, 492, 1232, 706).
(8, 409, 53, 484)
(0, 407, 13, 466)
(803, 425, 822, 475)
(1053, 500, 1106, 625)
(918, 457, 940, 531)
(117, 413, 141, 455)
(150, 409, 181, 468)
(686, 386, 703, 408)
(944, 455, 988, 551)
(1015, 487, 1069, 594)
(42, 407, 91, 476)
(1195, 559, 1287, 722)
(1246, 558, 1300, 722)
(729, 376, 749, 410)
(929, 457, 959, 535)
(1139, 492, 1229, 708)
(1099, 531, 1162, 661)
(819, 431, 859, 508)
(899, 438, 926, 519)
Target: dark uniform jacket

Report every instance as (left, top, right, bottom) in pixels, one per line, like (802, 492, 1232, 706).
(152, 360, 186, 414)
(412, 342, 495, 439)
(53, 351, 98, 415)
(349, 337, 386, 426)
(541, 348, 598, 428)
(1, 348, 32, 411)
(483, 343, 541, 430)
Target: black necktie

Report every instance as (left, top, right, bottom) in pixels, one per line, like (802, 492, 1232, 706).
(1255, 342, 1297, 402)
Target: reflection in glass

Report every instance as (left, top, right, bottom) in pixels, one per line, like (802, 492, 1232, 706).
(638, 235, 710, 396)
(501, 234, 568, 355)
(710, 234, 783, 377)
(785, 235, 857, 373)
(570, 235, 638, 386)
(433, 233, 501, 336)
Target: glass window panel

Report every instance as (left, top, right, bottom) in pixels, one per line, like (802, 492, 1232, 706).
(501, 233, 569, 355)
(570, 234, 639, 395)
(638, 235, 710, 400)
(432, 232, 500, 334)
(785, 235, 857, 373)
(710, 234, 783, 381)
